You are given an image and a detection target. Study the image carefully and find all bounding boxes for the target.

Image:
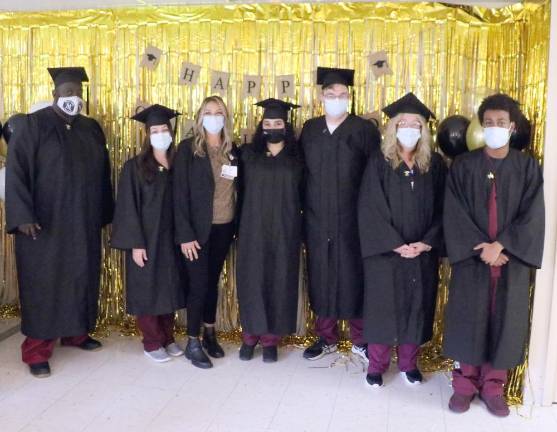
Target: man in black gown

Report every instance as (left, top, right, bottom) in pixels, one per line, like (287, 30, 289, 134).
(300, 67, 381, 361)
(443, 94, 544, 416)
(6, 67, 114, 378)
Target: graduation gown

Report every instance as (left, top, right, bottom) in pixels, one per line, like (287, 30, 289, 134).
(236, 145, 303, 335)
(111, 158, 186, 316)
(300, 114, 381, 318)
(358, 152, 447, 345)
(442, 148, 544, 369)
(5, 106, 114, 340)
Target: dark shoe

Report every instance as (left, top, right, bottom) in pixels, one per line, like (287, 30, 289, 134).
(448, 393, 474, 413)
(202, 327, 225, 358)
(366, 373, 383, 387)
(185, 338, 213, 369)
(404, 369, 423, 384)
(303, 337, 337, 361)
(239, 343, 256, 361)
(61, 336, 102, 351)
(262, 346, 278, 363)
(29, 362, 51, 378)
(480, 394, 510, 417)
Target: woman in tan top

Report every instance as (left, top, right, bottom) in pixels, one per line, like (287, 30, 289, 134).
(174, 96, 238, 369)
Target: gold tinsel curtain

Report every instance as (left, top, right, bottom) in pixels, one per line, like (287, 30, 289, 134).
(0, 1, 550, 404)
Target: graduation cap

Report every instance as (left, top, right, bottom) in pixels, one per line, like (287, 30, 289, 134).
(316, 67, 355, 88)
(48, 67, 89, 87)
(131, 104, 181, 129)
(255, 98, 300, 121)
(382, 92, 436, 121)
(369, 51, 393, 79)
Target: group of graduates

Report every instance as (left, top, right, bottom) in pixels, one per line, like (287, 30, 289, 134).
(4, 65, 544, 419)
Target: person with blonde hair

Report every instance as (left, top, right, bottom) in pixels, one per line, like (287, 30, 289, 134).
(173, 95, 238, 369)
(358, 93, 447, 387)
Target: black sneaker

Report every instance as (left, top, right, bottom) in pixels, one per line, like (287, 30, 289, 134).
(303, 337, 337, 361)
(29, 362, 51, 378)
(185, 337, 213, 369)
(262, 346, 278, 363)
(404, 369, 423, 384)
(239, 343, 256, 361)
(202, 327, 225, 358)
(366, 373, 383, 387)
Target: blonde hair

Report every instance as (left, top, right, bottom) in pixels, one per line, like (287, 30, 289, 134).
(381, 113, 433, 172)
(192, 95, 233, 161)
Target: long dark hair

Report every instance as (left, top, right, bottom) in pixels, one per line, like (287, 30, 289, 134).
(251, 121, 301, 160)
(137, 126, 176, 183)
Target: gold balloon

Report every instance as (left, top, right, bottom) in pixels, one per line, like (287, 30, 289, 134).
(466, 116, 485, 151)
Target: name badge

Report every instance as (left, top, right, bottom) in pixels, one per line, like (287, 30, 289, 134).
(221, 164, 237, 180)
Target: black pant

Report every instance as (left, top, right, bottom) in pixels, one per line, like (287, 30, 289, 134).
(185, 222, 235, 337)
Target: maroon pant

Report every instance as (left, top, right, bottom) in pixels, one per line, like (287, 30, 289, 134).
(242, 332, 281, 347)
(367, 343, 419, 374)
(452, 363, 507, 397)
(315, 317, 364, 345)
(21, 334, 89, 365)
(136, 314, 175, 352)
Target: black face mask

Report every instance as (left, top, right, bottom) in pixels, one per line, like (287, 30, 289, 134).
(263, 128, 286, 144)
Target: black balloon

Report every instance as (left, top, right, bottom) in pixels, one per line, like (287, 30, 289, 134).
(437, 115, 470, 159)
(510, 114, 532, 151)
(2, 113, 26, 144)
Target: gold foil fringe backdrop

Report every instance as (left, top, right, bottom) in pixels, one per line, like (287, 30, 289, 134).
(0, 2, 550, 405)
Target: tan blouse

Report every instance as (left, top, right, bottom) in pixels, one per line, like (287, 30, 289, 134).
(207, 145, 235, 224)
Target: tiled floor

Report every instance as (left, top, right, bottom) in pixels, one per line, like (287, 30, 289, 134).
(0, 332, 556, 432)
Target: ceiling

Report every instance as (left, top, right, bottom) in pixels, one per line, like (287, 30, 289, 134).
(0, 0, 521, 13)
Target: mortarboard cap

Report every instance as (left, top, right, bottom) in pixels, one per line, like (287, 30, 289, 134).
(255, 98, 300, 121)
(48, 67, 89, 87)
(316, 67, 355, 88)
(382, 92, 436, 121)
(131, 104, 181, 129)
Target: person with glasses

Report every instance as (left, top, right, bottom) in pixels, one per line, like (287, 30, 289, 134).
(300, 67, 381, 362)
(358, 93, 447, 387)
(443, 94, 544, 417)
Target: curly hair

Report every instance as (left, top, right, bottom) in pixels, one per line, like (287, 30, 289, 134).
(381, 113, 432, 172)
(478, 93, 521, 124)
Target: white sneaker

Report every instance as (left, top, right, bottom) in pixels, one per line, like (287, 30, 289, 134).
(165, 342, 184, 357)
(144, 348, 171, 363)
(351, 344, 369, 363)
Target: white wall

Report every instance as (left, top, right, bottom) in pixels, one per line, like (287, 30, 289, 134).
(526, 0, 557, 407)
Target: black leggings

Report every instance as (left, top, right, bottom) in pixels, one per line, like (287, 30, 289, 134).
(185, 222, 235, 337)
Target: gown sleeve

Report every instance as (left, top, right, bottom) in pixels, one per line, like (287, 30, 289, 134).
(358, 155, 405, 258)
(443, 156, 490, 265)
(173, 141, 197, 244)
(496, 156, 544, 268)
(110, 160, 146, 250)
(93, 121, 114, 227)
(5, 115, 39, 234)
(421, 154, 448, 251)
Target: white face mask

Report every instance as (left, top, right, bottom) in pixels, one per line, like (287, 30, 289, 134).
(56, 96, 84, 116)
(483, 127, 510, 149)
(150, 132, 173, 151)
(323, 98, 349, 118)
(396, 128, 421, 149)
(202, 115, 225, 135)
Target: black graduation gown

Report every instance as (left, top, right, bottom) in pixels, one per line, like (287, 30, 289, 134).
(358, 152, 447, 345)
(110, 158, 186, 316)
(236, 145, 303, 336)
(300, 114, 381, 319)
(5, 107, 114, 340)
(442, 148, 544, 369)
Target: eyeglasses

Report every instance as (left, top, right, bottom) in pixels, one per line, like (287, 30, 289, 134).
(397, 121, 422, 129)
(322, 94, 349, 101)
